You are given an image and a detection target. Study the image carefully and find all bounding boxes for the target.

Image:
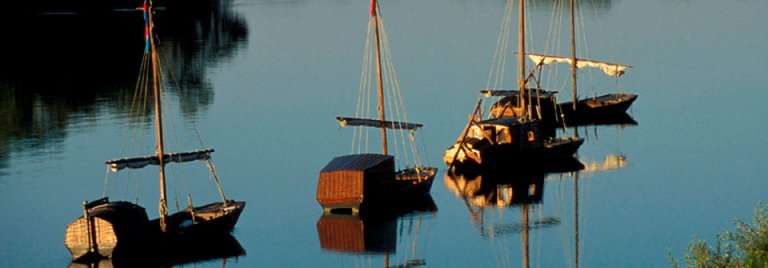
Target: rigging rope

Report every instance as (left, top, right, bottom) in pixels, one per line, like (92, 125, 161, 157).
(348, 5, 429, 170)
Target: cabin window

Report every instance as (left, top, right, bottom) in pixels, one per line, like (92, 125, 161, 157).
(527, 131, 535, 142)
(497, 129, 509, 144)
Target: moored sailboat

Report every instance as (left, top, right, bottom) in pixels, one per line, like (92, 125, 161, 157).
(527, 53, 636, 120)
(536, 0, 636, 122)
(64, 1, 244, 261)
(316, 0, 436, 214)
(444, 0, 583, 171)
(484, 0, 637, 127)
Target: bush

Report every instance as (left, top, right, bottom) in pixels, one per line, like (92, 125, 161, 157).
(670, 204, 768, 268)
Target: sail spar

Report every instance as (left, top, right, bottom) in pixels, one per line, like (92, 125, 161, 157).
(337, 117, 423, 131)
(527, 54, 631, 77)
(106, 149, 214, 172)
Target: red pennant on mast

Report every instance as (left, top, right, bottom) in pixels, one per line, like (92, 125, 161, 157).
(143, 1, 149, 53)
(370, 0, 376, 17)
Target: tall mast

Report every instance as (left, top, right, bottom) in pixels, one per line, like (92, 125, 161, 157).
(147, 2, 169, 232)
(570, 0, 578, 110)
(518, 0, 527, 118)
(371, 0, 388, 155)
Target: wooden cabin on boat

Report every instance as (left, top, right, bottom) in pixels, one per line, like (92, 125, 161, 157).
(484, 89, 559, 123)
(65, 198, 149, 260)
(444, 117, 544, 167)
(317, 154, 395, 213)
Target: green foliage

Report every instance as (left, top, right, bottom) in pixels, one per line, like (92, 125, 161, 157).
(670, 204, 768, 268)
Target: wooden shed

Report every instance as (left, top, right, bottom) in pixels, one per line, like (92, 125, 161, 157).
(317, 154, 395, 213)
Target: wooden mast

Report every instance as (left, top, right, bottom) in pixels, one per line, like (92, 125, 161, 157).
(371, 0, 388, 155)
(148, 3, 169, 232)
(518, 0, 527, 118)
(570, 0, 578, 110)
(570, 0, 580, 138)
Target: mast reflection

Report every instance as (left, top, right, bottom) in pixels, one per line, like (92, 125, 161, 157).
(445, 159, 583, 268)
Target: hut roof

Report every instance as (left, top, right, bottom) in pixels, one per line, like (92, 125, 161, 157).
(321, 154, 394, 172)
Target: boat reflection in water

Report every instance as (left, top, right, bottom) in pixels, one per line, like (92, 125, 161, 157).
(562, 111, 637, 128)
(444, 168, 567, 238)
(317, 196, 437, 268)
(567, 111, 636, 174)
(444, 158, 583, 268)
(68, 233, 245, 268)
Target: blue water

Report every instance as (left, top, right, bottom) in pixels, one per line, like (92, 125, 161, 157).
(1, 0, 767, 267)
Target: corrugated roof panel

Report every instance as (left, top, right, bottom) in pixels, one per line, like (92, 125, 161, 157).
(320, 154, 393, 172)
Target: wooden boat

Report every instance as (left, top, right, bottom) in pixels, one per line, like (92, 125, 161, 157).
(530, 0, 636, 120)
(65, 2, 244, 261)
(559, 93, 637, 117)
(444, 0, 583, 171)
(528, 53, 636, 120)
(316, 0, 436, 214)
(485, 1, 637, 127)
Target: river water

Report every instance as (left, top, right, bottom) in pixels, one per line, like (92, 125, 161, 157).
(1, 0, 767, 267)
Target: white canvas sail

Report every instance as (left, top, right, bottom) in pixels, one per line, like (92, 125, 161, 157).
(527, 54, 630, 77)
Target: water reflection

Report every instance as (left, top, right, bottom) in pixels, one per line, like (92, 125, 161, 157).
(444, 166, 575, 238)
(569, 112, 636, 174)
(0, 0, 247, 175)
(317, 196, 437, 267)
(562, 111, 637, 128)
(444, 156, 587, 267)
(68, 233, 245, 268)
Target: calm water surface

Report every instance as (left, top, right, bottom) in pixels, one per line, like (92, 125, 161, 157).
(1, 0, 767, 267)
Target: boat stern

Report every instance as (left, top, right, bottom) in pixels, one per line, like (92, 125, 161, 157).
(64, 216, 117, 261)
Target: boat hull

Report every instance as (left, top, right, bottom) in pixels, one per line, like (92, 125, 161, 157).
(157, 201, 246, 237)
(65, 199, 245, 262)
(445, 137, 584, 173)
(558, 93, 637, 121)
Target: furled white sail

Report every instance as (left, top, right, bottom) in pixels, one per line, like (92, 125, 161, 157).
(337, 117, 422, 130)
(527, 54, 630, 77)
(481, 89, 558, 97)
(106, 148, 214, 172)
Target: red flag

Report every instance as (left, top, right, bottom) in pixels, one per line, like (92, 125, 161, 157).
(369, 0, 376, 17)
